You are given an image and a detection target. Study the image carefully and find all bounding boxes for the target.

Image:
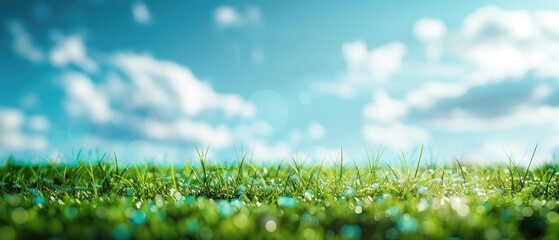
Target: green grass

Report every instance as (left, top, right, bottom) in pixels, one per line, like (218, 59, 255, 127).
(1, 150, 559, 239)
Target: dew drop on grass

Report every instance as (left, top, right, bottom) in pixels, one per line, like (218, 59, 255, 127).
(185, 196, 195, 205)
(236, 185, 246, 196)
(29, 188, 41, 196)
(340, 224, 362, 239)
(265, 219, 277, 232)
(304, 190, 314, 201)
(32, 196, 45, 205)
(277, 196, 298, 208)
(342, 189, 355, 197)
(218, 200, 234, 217)
(417, 186, 428, 194)
(129, 210, 147, 225)
(397, 214, 418, 233)
(355, 205, 363, 214)
(230, 198, 243, 209)
(386, 206, 399, 217)
(155, 195, 164, 208)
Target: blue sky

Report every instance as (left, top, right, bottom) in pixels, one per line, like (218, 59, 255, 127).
(2, 0, 559, 165)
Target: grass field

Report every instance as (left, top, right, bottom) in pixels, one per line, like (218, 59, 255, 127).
(1, 147, 559, 239)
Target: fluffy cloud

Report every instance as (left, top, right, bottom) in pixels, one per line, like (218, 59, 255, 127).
(7, 20, 44, 63)
(313, 41, 406, 98)
(50, 34, 97, 72)
(414, 18, 446, 61)
(362, 122, 430, 151)
(88, 52, 258, 150)
(214, 5, 261, 28)
(61, 72, 113, 124)
(359, 6, 559, 153)
(405, 81, 469, 109)
(47, 35, 262, 152)
(249, 140, 291, 163)
(417, 6, 559, 83)
(112, 53, 255, 118)
(407, 6, 559, 131)
(144, 118, 233, 149)
(363, 90, 408, 123)
(428, 105, 559, 132)
(132, 2, 151, 24)
(360, 90, 432, 151)
(0, 108, 49, 152)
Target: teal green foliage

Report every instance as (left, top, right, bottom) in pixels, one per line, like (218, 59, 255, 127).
(1, 151, 559, 239)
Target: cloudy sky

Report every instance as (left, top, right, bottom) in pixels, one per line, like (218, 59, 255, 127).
(1, 0, 559, 165)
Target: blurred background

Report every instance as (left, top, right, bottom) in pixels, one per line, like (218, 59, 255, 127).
(1, 0, 559, 165)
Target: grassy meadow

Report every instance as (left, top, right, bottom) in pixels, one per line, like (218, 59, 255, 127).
(1, 147, 559, 239)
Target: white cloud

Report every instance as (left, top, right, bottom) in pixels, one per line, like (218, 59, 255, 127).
(215, 6, 241, 27)
(428, 105, 559, 132)
(8, 21, 44, 63)
(404, 81, 469, 109)
(0, 109, 24, 130)
(401, 7, 559, 139)
(145, 118, 232, 149)
(308, 122, 325, 140)
(66, 136, 194, 165)
(0, 108, 49, 151)
(363, 90, 408, 123)
(249, 140, 291, 162)
(132, 2, 151, 24)
(468, 141, 536, 165)
(532, 84, 552, 101)
(343, 41, 406, 81)
(112, 53, 256, 118)
(414, 18, 446, 61)
(313, 41, 406, 98)
(414, 18, 447, 42)
(28, 115, 50, 132)
(50, 35, 97, 72)
(54, 51, 261, 151)
(417, 6, 559, 83)
(214, 5, 261, 28)
(235, 121, 274, 141)
(362, 122, 430, 151)
(307, 146, 343, 165)
(62, 72, 112, 124)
